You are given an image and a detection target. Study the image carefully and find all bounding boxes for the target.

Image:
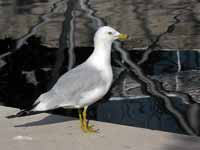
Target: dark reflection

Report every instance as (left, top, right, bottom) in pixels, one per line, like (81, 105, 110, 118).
(16, 0, 48, 6)
(138, 51, 200, 75)
(15, 0, 48, 14)
(187, 103, 200, 135)
(0, 37, 56, 109)
(0, 3, 11, 7)
(89, 97, 188, 134)
(0, 36, 93, 109)
(49, 0, 78, 88)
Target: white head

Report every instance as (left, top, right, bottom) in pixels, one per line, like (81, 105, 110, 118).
(87, 26, 128, 66)
(94, 26, 128, 44)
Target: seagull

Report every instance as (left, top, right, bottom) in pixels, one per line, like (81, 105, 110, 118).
(14, 26, 127, 133)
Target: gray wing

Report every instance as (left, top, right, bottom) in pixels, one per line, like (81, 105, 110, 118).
(54, 63, 107, 100)
(34, 63, 107, 110)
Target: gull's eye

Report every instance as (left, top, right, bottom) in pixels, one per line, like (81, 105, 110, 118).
(108, 32, 113, 35)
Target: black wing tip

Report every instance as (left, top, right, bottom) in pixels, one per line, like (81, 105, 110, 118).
(6, 101, 41, 119)
(6, 110, 31, 119)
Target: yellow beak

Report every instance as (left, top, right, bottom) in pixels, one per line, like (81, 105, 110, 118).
(118, 33, 128, 40)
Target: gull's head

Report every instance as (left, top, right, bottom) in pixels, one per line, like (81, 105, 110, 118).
(94, 26, 128, 43)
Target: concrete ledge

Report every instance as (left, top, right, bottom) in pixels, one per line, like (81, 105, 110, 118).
(0, 105, 200, 150)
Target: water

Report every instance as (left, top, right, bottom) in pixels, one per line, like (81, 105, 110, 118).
(94, 97, 188, 134)
(1, 0, 200, 136)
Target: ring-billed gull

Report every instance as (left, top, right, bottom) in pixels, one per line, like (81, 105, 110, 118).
(33, 26, 127, 132)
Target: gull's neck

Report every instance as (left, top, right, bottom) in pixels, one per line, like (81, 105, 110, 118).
(87, 38, 112, 68)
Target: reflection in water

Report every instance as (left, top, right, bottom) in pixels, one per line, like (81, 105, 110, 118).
(0, 0, 200, 136)
(47, 0, 76, 88)
(114, 43, 195, 135)
(176, 50, 182, 91)
(177, 50, 182, 72)
(67, 8, 75, 70)
(95, 97, 188, 134)
(79, 0, 104, 28)
(16, 0, 65, 50)
(137, 13, 180, 65)
(187, 103, 200, 135)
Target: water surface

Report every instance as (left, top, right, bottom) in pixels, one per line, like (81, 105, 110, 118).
(1, 0, 200, 136)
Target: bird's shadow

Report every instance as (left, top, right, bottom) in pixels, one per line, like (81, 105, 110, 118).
(14, 114, 77, 127)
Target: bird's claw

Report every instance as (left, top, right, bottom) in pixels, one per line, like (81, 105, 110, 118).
(81, 124, 98, 133)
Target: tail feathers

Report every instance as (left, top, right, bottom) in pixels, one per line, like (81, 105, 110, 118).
(6, 101, 41, 119)
(6, 110, 34, 118)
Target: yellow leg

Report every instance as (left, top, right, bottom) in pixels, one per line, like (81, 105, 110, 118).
(78, 109, 84, 130)
(79, 106, 98, 133)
